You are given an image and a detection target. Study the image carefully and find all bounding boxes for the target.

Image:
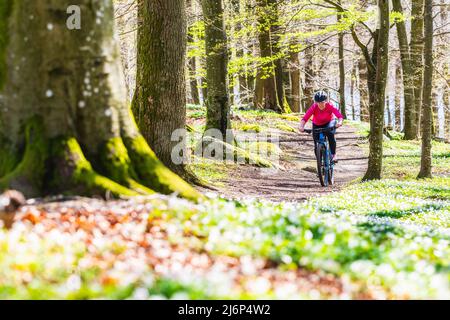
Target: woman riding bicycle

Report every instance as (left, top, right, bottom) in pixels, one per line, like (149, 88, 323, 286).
(299, 91, 344, 162)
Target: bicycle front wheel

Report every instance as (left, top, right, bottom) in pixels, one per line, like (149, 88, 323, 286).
(317, 145, 327, 187)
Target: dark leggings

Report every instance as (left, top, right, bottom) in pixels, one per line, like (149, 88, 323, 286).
(313, 121, 337, 155)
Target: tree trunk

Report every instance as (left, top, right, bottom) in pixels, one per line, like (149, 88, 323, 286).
(395, 63, 402, 131)
(350, 63, 356, 120)
(0, 0, 200, 201)
(363, 0, 390, 181)
(188, 57, 201, 105)
(337, 2, 347, 118)
(133, 0, 189, 175)
(431, 90, 439, 138)
(392, 0, 417, 139)
(257, 0, 285, 112)
(201, 0, 231, 138)
(418, 0, 433, 179)
(289, 50, 301, 113)
(358, 57, 370, 122)
(410, 0, 425, 137)
(303, 42, 315, 111)
(231, 0, 248, 106)
(446, 90, 450, 142)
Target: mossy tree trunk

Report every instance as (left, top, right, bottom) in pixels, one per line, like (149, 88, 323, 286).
(392, 0, 417, 139)
(362, 0, 390, 181)
(201, 0, 231, 139)
(0, 0, 201, 201)
(133, 0, 189, 175)
(418, 0, 434, 179)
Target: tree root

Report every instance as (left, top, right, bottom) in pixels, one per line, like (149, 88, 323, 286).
(0, 119, 203, 201)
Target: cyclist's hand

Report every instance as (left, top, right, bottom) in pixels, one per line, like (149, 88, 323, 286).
(299, 126, 305, 133)
(336, 122, 343, 129)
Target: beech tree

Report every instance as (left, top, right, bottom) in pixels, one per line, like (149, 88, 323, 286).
(0, 0, 200, 200)
(256, 0, 287, 113)
(133, 0, 189, 175)
(392, 0, 417, 139)
(362, 0, 390, 181)
(418, 0, 434, 179)
(337, 0, 346, 118)
(201, 0, 231, 139)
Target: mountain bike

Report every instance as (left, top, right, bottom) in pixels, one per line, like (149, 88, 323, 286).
(304, 126, 336, 187)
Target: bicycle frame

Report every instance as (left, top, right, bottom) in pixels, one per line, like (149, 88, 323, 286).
(304, 126, 336, 186)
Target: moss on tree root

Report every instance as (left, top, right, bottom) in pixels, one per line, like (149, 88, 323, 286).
(49, 137, 139, 198)
(0, 120, 202, 201)
(98, 137, 154, 195)
(124, 135, 203, 202)
(0, 118, 47, 197)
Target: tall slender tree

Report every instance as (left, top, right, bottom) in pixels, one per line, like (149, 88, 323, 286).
(418, 0, 434, 179)
(362, 0, 390, 180)
(392, 0, 417, 139)
(410, 0, 425, 137)
(395, 62, 402, 131)
(303, 42, 315, 111)
(201, 0, 231, 139)
(256, 0, 287, 112)
(358, 56, 370, 122)
(337, 0, 347, 118)
(0, 0, 200, 200)
(289, 49, 302, 113)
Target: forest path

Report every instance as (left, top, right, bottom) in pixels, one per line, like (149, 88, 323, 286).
(201, 125, 368, 202)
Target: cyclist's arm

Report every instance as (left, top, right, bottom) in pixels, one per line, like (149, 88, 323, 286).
(299, 104, 316, 132)
(330, 104, 344, 128)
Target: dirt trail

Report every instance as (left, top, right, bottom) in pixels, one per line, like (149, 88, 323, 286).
(202, 125, 368, 202)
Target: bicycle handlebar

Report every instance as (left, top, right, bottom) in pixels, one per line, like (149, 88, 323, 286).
(304, 126, 336, 134)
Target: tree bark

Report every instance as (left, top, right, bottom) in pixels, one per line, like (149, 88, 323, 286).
(431, 90, 439, 138)
(188, 56, 201, 105)
(303, 42, 315, 111)
(350, 63, 357, 120)
(392, 0, 417, 139)
(201, 0, 231, 138)
(257, 0, 287, 112)
(363, 0, 390, 181)
(358, 57, 370, 122)
(410, 0, 425, 137)
(133, 0, 188, 175)
(446, 90, 450, 142)
(418, 0, 433, 178)
(337, 2, 347, 118)
(395, 62, 402, 131)
(289, 50, 301, 113)
(0, 0, 200, 201)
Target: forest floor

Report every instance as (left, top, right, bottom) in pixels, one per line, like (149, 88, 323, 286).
(0, 107, 449, 299)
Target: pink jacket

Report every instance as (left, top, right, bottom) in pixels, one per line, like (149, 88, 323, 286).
(302, 102, 344, 126)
